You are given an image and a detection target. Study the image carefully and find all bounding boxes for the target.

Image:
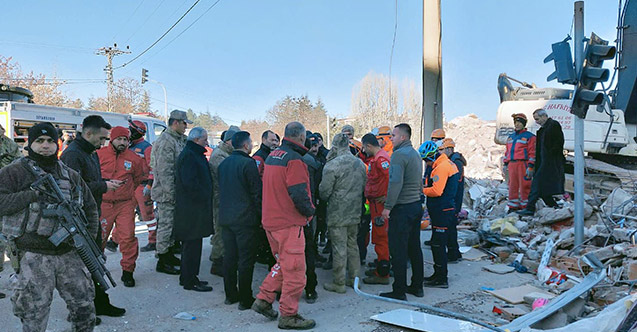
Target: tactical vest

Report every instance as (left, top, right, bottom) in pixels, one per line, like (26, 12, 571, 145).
(1, 158, 75, 240)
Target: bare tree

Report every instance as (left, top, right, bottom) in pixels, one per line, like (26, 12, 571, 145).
(266, 95, 327, 138)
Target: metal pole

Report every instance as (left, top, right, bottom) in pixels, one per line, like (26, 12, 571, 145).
(422, 0, 443, 141)
(573, 1, 585, 249)
(150, 79, 168, 121)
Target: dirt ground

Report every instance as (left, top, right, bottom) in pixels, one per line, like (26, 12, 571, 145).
(0, 228, 534, 331)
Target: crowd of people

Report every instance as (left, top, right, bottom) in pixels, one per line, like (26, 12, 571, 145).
(0, 107, 567, 331)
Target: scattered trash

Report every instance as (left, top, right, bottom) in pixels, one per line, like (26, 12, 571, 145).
(173, 312, 196, 320)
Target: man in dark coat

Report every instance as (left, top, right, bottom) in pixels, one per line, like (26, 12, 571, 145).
(174, 127, 213, 292)
(218, 131, 262, 309)
(518, 109, 565, 216)
(301, 133, 322, 303)
(60, 115, 126, 318)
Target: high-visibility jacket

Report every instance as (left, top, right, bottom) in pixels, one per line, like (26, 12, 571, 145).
(365, 149, 390, 199)
(424, 153, 459, 211)
(503, 129, 536, 168)
(98, 145, 146, 202)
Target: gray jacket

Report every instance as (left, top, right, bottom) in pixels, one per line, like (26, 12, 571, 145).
(384, 140, 423, 210)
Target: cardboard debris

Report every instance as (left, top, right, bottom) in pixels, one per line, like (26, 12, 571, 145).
(487, 285, 553, 304)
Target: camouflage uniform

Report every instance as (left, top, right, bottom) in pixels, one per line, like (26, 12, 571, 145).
(319, 134, 367, 286)
(208, 142, 233, 261)
(150, 127, 187, 255)
(0, 158, 99, 332)
(0, 135, 22, 269)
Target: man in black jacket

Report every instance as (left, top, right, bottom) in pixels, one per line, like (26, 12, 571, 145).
(174, 127, 213, 292)
(301, 133, 322, 303)
(518, 109, 565, 216)
(218, 131, 262, 309)
(252, 130, 279, 178)
(60, 115, 126, 318)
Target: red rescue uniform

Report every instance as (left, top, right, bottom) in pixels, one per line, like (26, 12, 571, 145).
(98, 145, 146, 272)
(503, 129, 536, 210)
(365, 149, 391, 266)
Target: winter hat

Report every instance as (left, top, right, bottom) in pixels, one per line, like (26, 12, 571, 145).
(110, 126, 130, 140)
(224, 125, 241, 142)
(28, 122, 59, 147)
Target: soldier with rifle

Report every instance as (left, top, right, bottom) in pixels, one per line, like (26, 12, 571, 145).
(0, 122, 107, 331)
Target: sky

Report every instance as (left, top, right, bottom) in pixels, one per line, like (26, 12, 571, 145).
(1, 0, 621, 125)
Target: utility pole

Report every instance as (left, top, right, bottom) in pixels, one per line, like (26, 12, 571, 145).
(96, 44, 130, 112)
(422, 0, 443, 141)
(573, 1, 585, 249)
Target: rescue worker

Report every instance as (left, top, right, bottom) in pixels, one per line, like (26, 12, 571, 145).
(61, 115, 126, 318)
(380, 124, 424, 300)
(439, 138, 465, 263)
(301, 133, 322, 303)
(518, 108, 565, 216)
(252, 130, 279, 177)
(208, 125, 240, 276)
(0, 122, 98, 331)
(97, 126, 146, 287)
(503, 114, 536, 212)
(150, 110, 190, 275)
(218, 131, 262, 307)
(360, 133, 391, 285)
(421, 140, 459, 289)
(0, 122, 22, 168)
(319, 133, 367, 294)
(129, 120, 157, 252)
(375, 126, 393, 157)
(174, 127, 213, 292)
(252, 121, 316, 330)
(423, 128, 447, 247)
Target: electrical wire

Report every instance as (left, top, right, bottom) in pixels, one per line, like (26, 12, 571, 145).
(133, 0, 223, 67)
(115, 0, 202, 69)
(124, 0, 169, 44)
(111, 0, 147, 43)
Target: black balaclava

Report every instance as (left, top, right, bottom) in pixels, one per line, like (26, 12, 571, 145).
(27, 122, 59, 168)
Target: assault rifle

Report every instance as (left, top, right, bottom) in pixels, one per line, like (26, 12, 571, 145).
(30, 173, 116, 290)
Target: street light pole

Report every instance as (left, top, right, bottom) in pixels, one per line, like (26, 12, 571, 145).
(150, 79, 168, 121)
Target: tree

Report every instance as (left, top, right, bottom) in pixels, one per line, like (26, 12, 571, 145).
(240, 119, 271, 144)
(266, 95, 327, 138)
(88, 96, 108, 111)
(186, 109, 228, 133)
(349, 71, 422, 141)
(138, 91, 151, 113)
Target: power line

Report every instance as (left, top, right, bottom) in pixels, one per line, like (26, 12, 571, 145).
(124, 0, 169, 44)
(111, 0, 147, 42)
(115, 0, 202, 69)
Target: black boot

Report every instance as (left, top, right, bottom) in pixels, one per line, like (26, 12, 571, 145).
(105, 239, 118, 253)
(165, 253, 181, 266)
(140, 242, 156, 252)
(156, 254, 180, 275)
(94, 286, 126, 317)
(121, 271, 135, 287)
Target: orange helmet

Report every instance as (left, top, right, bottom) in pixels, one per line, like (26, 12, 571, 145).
(439, 138, 456, 150)
(377, 126, 391, 137)
(129, 120, 147, 134)
(512, 113, 528, 125)
(431, 128, 445, 140)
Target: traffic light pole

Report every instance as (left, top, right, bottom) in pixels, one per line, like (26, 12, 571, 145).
(573, 1, 585, 250)
(149, 79, 168, 121)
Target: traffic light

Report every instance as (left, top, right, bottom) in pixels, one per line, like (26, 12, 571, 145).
(330, 117, 337, 130)
(571, 33, 616, 118)
(141, 68, 149, 84)
(544, 38, 577, 84)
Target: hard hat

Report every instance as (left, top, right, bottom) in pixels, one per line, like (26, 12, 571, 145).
(129, 120, 147, 134)
(439, 138, 456, 149)
(512, 113, 528, 125)
(431, 128, 445, 139)
(418, 140, 438, 160)
(377, 126, 391, 136)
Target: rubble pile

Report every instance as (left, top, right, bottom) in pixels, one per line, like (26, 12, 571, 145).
(457, 180, 637, 330)
(445, 114, 505, 180)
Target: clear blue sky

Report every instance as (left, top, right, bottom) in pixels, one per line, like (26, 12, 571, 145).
(2, 0, 619, 125)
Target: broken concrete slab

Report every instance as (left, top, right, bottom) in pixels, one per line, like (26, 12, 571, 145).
(601, 187, 632, 216)
(487, 284, 553, 304)
(537, 207, 573, 225)
(523, 292, 556, 305)
(462, 248, 488, 261)
(483, 264, 515, 274)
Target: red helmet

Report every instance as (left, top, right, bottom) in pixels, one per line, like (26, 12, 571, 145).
(129, 120, 147, 134)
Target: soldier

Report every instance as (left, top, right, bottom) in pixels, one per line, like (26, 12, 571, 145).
(129, 120, 157, 252)
(97, 126, 146, 287)
(0, 122, 98, 331)
(0, 122, 21, 280)
(319, 133, 367, 294)
(208, 125, 240, 276)
(360, 133, 391, 285)
(150, 110, 190, 275)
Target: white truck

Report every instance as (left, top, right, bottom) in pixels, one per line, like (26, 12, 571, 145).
(0, 101, 167, 147)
